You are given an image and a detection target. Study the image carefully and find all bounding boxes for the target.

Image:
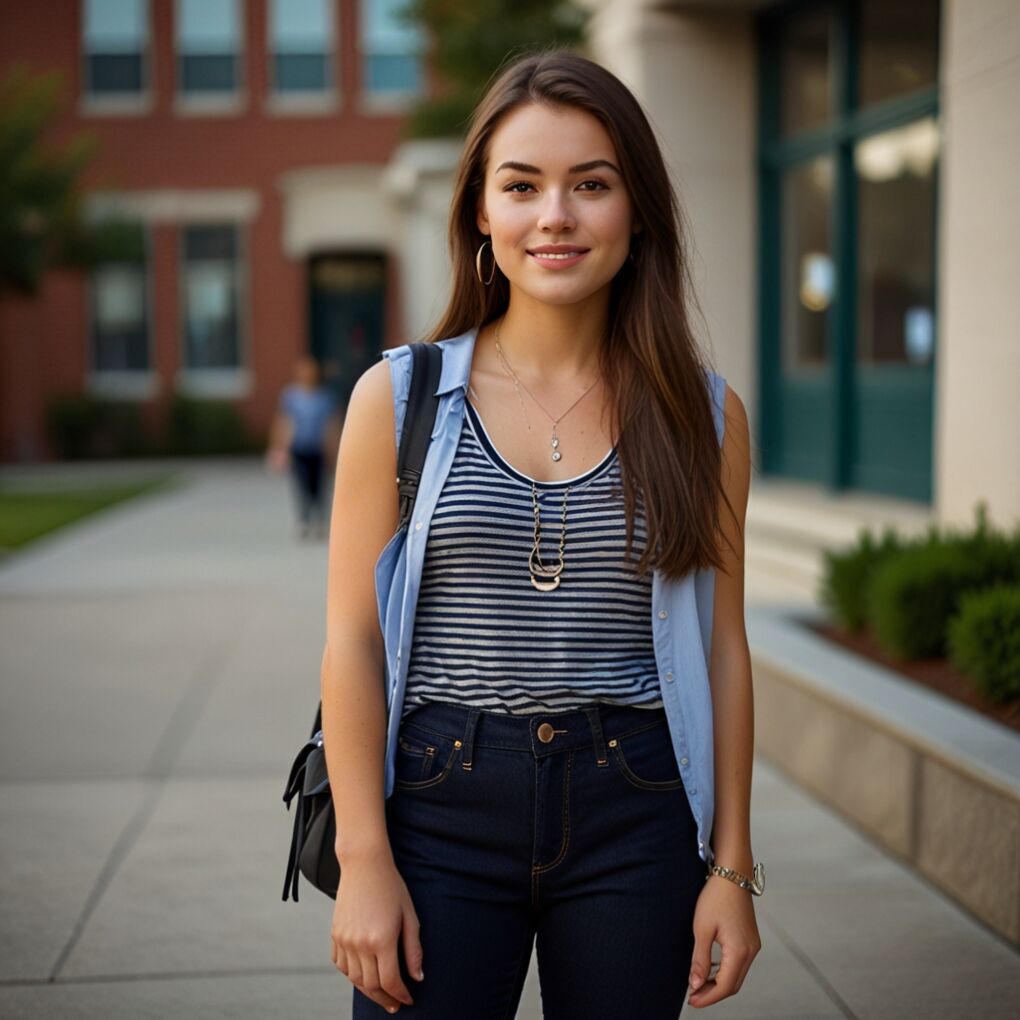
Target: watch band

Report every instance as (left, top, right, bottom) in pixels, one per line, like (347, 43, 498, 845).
(707, 861, 765, 896)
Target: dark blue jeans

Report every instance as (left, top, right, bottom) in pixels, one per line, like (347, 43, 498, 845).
(352, 699, 706, 1019)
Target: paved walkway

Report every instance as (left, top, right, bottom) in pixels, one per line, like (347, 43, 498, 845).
(1, 459, 1017, 1019)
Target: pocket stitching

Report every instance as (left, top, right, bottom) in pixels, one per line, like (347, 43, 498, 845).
(610, 742, 684, 791)
(394, 741, 459, 790)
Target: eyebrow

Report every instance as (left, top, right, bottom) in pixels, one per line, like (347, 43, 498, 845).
(494, 159, 621, 176)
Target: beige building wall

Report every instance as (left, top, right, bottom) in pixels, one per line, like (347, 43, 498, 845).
(585, 0, 760, 458)
(935, 0, 1020, 529)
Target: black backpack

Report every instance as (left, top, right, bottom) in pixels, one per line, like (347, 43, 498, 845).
(282, 341, 443, 902)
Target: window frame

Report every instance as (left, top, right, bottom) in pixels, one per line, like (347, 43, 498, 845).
(175, 220, 251, 398)
(265, 0, 339, 115)
(358, 0, 426, 112)
(174, 0, 247, 115)
(80, 0, 153, 116)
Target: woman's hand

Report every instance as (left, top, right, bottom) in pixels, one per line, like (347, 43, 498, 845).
(265, 447, 288, 473)
(686, 876, 762, 1008)
(330, 855, 425, 1014)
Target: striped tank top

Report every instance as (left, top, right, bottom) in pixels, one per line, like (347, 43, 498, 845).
(402, 397, 664, 717)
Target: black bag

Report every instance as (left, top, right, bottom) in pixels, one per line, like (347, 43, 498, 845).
(282, 341, 444, 902)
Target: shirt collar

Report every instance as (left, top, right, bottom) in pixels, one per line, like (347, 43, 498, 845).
(435, 325, 479, 396)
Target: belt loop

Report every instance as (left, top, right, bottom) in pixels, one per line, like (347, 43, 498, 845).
(460, 707, 481, 770)
(583, 707, 609, 767)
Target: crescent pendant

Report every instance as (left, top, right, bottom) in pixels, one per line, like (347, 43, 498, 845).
(530, 574, 561, 592)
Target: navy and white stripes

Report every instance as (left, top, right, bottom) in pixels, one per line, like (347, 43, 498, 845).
(403, 398, 663, 717)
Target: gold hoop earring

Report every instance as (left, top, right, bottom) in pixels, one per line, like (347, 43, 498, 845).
(475, 241, 496, 285)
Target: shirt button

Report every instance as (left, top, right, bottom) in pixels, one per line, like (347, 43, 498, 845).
(664, 671, 674, 682)
(414, 521, 423, 531)
(680, 757, 688, 766)
(658, 610, 668, 620)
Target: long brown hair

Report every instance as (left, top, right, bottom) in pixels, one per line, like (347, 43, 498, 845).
(423, 48, 736, 582)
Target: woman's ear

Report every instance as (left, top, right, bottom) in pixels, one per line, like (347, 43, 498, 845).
(476, 199, 490, 237)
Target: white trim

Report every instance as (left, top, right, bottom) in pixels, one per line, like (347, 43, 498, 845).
(174, 368, 253, 398)
(172, 93, 247, 116)
(85, 190, 261, 224)
(263, 92, 341, 116)
(86, 371, 161, 399)
(357, 91, 419, 116)
(79, 94, 155, 117)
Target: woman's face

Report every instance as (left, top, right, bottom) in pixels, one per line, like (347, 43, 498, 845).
(476, 102, 639, 309)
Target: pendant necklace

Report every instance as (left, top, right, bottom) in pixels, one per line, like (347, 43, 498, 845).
(493, 320, 600, 462)
(468, 321, 601, 591)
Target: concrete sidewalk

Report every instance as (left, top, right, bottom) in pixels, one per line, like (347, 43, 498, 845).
(1, 459, 1017, 1019)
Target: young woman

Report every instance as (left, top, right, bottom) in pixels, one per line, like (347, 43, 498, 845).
(321, 50, 762, 1018)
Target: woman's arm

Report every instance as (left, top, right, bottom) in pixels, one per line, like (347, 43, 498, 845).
(707, 384, 755, 877)
(321, 358, 398, 864)
(687, 384, 761, 1010)
(321, 358, 423, 1013)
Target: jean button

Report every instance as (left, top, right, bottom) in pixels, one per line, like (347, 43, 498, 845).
(537, 722, 555, 743)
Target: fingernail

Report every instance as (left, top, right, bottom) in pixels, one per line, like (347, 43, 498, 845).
(690, 974, 703, 990)
(417, 968, 424, 981)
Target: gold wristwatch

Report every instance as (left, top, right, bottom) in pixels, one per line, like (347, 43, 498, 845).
(707, 861, 765, 896)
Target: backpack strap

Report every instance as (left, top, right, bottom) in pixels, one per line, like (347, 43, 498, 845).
(395, 342, 443, 529)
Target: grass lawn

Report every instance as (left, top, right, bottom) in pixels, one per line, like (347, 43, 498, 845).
(0, 475, 179, 556)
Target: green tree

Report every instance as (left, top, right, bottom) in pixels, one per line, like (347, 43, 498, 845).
(0, 64, 139, 296)
(400, 0, 588, 139)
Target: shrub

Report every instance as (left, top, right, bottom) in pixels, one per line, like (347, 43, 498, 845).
(163, 393, 259, 455)
(947, 584, 1020, 703)
(818, 525, 907, 633)
(867, 543, 992, 660)
(45, 395, 157, 458)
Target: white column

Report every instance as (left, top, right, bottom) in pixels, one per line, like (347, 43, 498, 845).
(935, 0, 1020, 528)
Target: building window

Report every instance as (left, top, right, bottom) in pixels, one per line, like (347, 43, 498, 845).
(83, 0, 149, 99)
(90, 223, 150, 373)
(181, 224, 242, 370)
(269, 0, 334, 96)
(177, 0, 242, 98)
(360, 0, 424, 102)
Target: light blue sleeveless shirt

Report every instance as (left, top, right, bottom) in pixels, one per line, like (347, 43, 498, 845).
(373, 326, 728, 867)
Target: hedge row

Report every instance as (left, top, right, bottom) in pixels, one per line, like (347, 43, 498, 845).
(818, 503, 1020, 703)
(45, 393, 262, 459)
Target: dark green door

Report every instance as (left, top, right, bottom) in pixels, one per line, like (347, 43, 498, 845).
(757, 0, 940, 503)
(308, 253, 387, 411)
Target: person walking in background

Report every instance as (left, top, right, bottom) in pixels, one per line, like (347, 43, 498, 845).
(266, 355, 342, 540)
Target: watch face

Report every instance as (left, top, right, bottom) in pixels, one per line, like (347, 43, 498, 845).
(751, 861, 765, 895)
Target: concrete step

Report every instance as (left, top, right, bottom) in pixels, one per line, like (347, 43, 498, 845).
(744, 478, 935, 602)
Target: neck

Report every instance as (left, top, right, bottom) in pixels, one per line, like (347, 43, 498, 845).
(492, 290, 609, 382)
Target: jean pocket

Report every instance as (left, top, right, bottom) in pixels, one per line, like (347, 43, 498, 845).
(393, 725, 459, 790)
(608, 721, 684, 791)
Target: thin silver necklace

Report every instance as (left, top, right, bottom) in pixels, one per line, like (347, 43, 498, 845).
(493, 319, 600, 463)
(466, 386, 576, 593)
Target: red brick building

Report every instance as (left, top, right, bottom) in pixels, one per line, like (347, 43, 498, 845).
(0, 0, 433, 461)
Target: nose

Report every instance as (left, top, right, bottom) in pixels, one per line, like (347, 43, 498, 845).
(537, 190, 576, 233)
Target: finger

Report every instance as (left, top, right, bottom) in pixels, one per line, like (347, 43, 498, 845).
(333, 945, 349, 975)
(401, 907, 425, 982)
(687, 925, 715, 992)
(360, 954, 404, 1014)
(689, 948, 744, 1007)
(377, 945, 414, 1007)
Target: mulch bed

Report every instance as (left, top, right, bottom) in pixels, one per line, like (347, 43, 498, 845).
(802, 619, 1020, 736)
